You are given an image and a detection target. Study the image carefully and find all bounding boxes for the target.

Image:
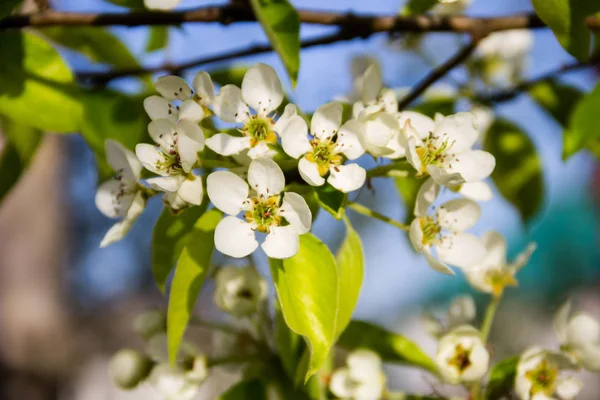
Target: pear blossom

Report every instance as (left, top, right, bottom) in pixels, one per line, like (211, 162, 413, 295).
(435, 325, 490, 385)
(95, 140, 145, 248)
(553, 301, 600, 372)
(465, 231, 537, 297)
(144, 72, 215, 123)
(148, 364, 204, 400)
(136, 118, 205, 210)
(515, 348, 582, 400)
(409, 179, 487, 274)
(423, 295, 476, 338)
(351, 64, 398, 116)
(144, 0, 181, 11)
(207, 157, 311, 259)
(205, 63, 297, 159)
(109, 349, 152, 390)
(433, 0, 472, 16)
(281, 102, 367, 192)
(472, 105, 495, 143)
(329, 349, 386, 400)
(214, 266, 268, 317)
(400, 111, 496, 191)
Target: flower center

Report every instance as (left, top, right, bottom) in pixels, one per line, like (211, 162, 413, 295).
(526, 359, 558, 396)
(415, 133, 455, 174)
(155, 150, 183, 175)
(420, 216, 442, 246)
(449, 344, 472, 373)
(242, 116, 276, 148)
(244, 195, 281, 233)
(305, 139, 343, 176)
(485, 270, 518, 297)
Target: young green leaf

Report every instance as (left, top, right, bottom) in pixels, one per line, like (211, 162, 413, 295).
(338, 320, 437, 374)
(249, 0, 300, 86)
(335, 218, 364, 338)
(167, 209, 221, 364)
(402, 0, 439, 16)
(146, 26, 170, 53)
(0, 31, 82, 133)
(564, 82, 600, 159)
(484, 356, 519, 400)
(275, 303, 304, 380)
(269, 234, 339, 382)
(484, 119, 544, 222)
(529, 79, 583, 127)
(314, 184, 346, 220)
(218, 379, 268, 399)
(152, 203, 208, 293)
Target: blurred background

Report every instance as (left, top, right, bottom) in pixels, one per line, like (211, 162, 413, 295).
(1, 0, 599, 398)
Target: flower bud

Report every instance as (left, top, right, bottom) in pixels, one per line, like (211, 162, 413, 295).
(134, 309, 167, 340)
(109, 349, 152, 390)
(214, 266, 268, 317)
(435, 326, 490, 385)
(185, 354, 208, 384)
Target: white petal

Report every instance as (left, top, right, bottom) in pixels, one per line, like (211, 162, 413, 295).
(567, 314, 600, 348)
(446, 150, 496, 183)
(205, 134, 251, 156)
(214, 85, 250, 123)
(437, 198, 481, 232)
(329, 369, 353, 399)
(311, 102, 342, 139)
(347, 350, 382, 382)
(178, 99, 204, 123)
(415, 178, 440, 217)
(457, 181, 493, 201)
(206, 171, 249, 215)
(241, 63, 284, 115)
(262, 225, 299, 259)
(433, 112, 478, 153)
(100, 191, 145, 247)
(361, 64, 383, 104)
(164, 192, 188, 211)
(105, 139, 141, 182)
(273, 103, 298, 134)
(135, 143, 166, 176)
(556, 376, 582, 400)
(192, 71, 215, 106)
(177, 174, 203, 205)
(424, 246, 454, 275)
(247, 142, 276, 159)
(176, 120, 204, 172)
(336, 119, 366, 160)
(437, 233, 487, 268)
(298, 157, 325, 186)
(378, 88, 398, 113)
(409, 218, 425, 253)
(480, 231, 507, 266)
(214, 217, 258, 258)
(397, 111, 434, 143)
(327, 163, 366, 193)
(148, 119, 176, 152)
(280, 192, 312, 234)
(155, 75, 191, 101)
(510, 242, 537, 271)
(143, 95, 177, 121)
(577, 344, 600, 372)
(553, 301, 571, 345)
(281, 115, 311, 159)
(147, 176, 183, 193)
(461, 341, 490, 382)
(96, 179, 135, 219)
(352, 101, 365, 120)
(406, 137, 423, 173)
(248, 157, 285, 197)
(363, 112, 398, 147)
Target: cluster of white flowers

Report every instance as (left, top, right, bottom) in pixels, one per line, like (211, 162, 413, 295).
(329, 349, 386, 400)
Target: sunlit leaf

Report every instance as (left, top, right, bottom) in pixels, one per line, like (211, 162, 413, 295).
(412, 98, 456, 118)
(564, 82, 600, 159)
(146, 26, 170, 53)
(402, 0, 439, 16)
(529, 79, 583, 127)
(275, 303, 304, 380)
(484, 356, 519, 400)
(167, 209, 220, 364)
(315, 184, 346, 220)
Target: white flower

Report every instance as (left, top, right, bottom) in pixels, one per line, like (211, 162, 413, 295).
(351, 64, 398, 116)
(214, 266, 268, 317)
(144, 0, 181, 10)
(465, 231, 536, 296)
(433, 0, 472, 16)
(136, 118, 205, 210)
(144, 72, 215, 123)
(148, 364, 202, 400)
(435, 325, 490, 385)
(329, 349, 386, 400)
(95, 140, 145, 248)
(515, 348, 582, 400)
(400, 111, 496, 190)
(205, 63, 297, 159)
(207, 158, 311, 259)
(472, 105, 495, 143)
(553, 301, 600, 372)
(281, 102, 367, 193)
(423, 295, 476, 338)
(409, 179, 487, 274)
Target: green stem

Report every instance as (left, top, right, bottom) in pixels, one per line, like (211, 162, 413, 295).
(347, 202, 409, 231)
(366, 161, 412, 178)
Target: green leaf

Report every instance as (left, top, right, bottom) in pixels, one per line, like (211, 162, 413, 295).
(249, 0, 300, 86)
(167, 209, 221, 364)
(0, 31, 82, 133)
(564, 82, 600, 159)
(532, 0, 600, 61)
(211, 66, 250, 88)
(146, 26, 170, 53)
(314, 184, 346, 220)
(402, 0, 439, 15)
(151, 204, 208, 293)
(338, 321, 437, 374)
(218, 379, 267, 399)
(394, 175, 425, 225)
(484, 119, 544, 221)
(0, 118, 42, 203)
(269, 234, 339, 382)
(0, 0, 21, 19)
(275, 303, 304, 380)
(41, 27, 140, 69)
(529, 79, 583, 127)
(484, 356, 519, 400)
(335, 218, 364, 338)
(81, 90, 148, 181)
(412, 99, 456, 118)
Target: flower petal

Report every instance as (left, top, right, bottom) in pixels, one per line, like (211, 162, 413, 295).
(192, 71, 215, 106)
(329, 368, 353, 399)
(241, 63, 284, 114)
(176, 119, 204, 172)
(427, 164, 465, 187)
(206, 171, 249, 215)
(311, 102, 342, 139)
(95, 179, 135, 219)
(178, 99, 204, 123)
(378, 88, 398, 113)
(409, 218, 424, 253)
(327, 163, 366, 193)
(273, 103, 298, 134)
(280, 192, 312, 234)
(148, 119, 176, 152)
(281, 115, 311, 159)
(298, 157, 325, 186)
(457, 181, 493, 201)
(437, 232, 487, 268)
(433, 112, 478, 153)
(177, 174, 204, 205)
(424, 247, 455, 275)
(480, 231, 507, 266)
(363, 111, 398, 147)
(446, 150, 496, 183)
(147, 176, 184, 193)
(214, 85, 250, 123)
(567, 313, 600, 348)
(105, 139, 142, 182)
(261, 225, 299, 259)
(553, 301, 572, 345)
(248, 157, 285, 197)
(415, 177, 440, 217)
(205, 134, 251, 156)
(556, 376, 583, 400)
(406, 137, 423, 173)
(135, 143, 166, 176)
(143, 95, 177, 121)
(247, 142, 277, 159)
(437, 198, 481, 232)
(144, 0, 181, 10)
(214, 216, 258, 258)
(336, 119, 366, 160)
(361, 64, 383, 104)
(511, 242, 537, 271)
(155, 75, 191, 101)
(397, 111, 434, 145)
(100, 191, 145, 247)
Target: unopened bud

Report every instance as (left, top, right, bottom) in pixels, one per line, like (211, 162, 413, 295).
(185, 355, 208, 384)
(109, 349, 152, 390)
(134, 309, 167, 340)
